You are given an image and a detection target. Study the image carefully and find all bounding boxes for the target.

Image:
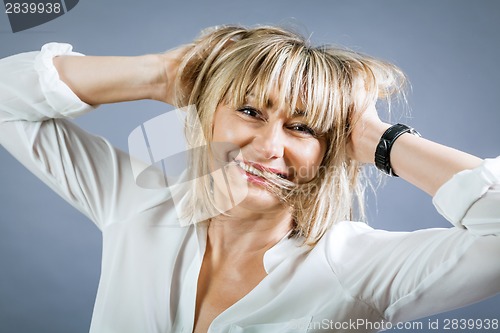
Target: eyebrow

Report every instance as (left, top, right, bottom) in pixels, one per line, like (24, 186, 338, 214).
(293, 109, 306, 117)
(268, 99, 306, 117)
(247, 94, 306, 117)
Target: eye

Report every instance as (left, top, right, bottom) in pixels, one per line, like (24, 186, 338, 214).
(288, 123, 316, 136)
(236, 106, 261, 118)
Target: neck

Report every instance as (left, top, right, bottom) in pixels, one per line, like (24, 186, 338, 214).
(207, 207, 293, 258)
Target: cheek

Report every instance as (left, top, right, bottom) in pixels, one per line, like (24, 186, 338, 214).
(212, 108, 236, 143)
(212, 114, 250, 147)
(209, 110, 245, 167)
(213, 123, 238, 143)
(293, 141, 326, 181)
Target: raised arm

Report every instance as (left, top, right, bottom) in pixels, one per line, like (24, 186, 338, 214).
(343, 82, 499, 323)
(0, 43, 177, 229)
(53, 45, 188, 105)
(350, 104, 483, 196)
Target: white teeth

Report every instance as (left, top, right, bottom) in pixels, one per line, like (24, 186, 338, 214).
(236, 161, 286, 179)
(237, 161, 263, 177)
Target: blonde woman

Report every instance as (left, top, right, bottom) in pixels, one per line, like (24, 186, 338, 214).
(0, 25, 498, 333)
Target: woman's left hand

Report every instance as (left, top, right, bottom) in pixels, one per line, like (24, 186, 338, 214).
(347, 85, 482, 196)
(347, 92, 390, 165)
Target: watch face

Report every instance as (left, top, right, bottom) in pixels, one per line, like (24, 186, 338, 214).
(375, 140, 390, 173)
(377, 140, 388, 150)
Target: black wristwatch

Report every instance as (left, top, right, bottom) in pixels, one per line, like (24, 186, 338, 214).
(374, 123, 421, 177)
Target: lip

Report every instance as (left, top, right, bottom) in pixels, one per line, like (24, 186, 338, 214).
(248, 161, 289, 179)
(234, 159, 290, 180)
(239, 169, 267, 186)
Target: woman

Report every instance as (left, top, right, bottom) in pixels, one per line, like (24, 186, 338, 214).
(0, 25, 498, 333)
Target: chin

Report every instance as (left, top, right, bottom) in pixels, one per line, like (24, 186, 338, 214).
(239, 186, 281, 207)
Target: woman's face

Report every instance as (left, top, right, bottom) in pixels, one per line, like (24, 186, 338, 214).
(210, 91, 327, 212)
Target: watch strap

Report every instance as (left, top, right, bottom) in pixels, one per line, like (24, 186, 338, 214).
(374, 123, 421, 177)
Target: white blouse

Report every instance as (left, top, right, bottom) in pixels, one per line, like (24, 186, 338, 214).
(0, 43, 499, 333)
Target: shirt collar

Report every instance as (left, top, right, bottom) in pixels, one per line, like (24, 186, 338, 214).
(194, 223, 307, 274)
(263, 231, 307, 274)
(194, 221, 209, 260)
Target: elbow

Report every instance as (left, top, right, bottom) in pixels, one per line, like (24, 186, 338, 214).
(461, 185, 500, 236)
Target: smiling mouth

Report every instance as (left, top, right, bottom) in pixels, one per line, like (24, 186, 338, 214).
(235, 160, 288, 180)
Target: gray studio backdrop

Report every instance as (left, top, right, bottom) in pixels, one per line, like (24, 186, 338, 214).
(1, 0, 499, 332)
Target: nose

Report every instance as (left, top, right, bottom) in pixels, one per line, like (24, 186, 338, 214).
(254, 123, 285, 159)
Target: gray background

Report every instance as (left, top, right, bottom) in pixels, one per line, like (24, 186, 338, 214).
(0, 0, 499, 332)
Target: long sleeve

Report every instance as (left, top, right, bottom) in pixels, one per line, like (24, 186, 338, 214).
(326, 158, 500, 324)
(433, 157, 500, 236)
(0, 43, 170, 230)
(0, 43, 91, 122)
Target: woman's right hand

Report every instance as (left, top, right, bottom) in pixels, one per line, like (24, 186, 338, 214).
(155, 44, 193, 105)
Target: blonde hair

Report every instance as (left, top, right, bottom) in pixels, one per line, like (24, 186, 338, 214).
(174, 25, 406, 246)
